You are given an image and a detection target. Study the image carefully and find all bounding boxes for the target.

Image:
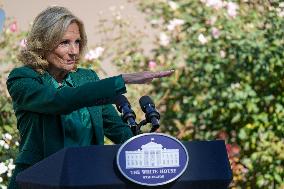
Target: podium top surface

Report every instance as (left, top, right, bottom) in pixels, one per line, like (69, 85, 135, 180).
(17, 140, 232, 189)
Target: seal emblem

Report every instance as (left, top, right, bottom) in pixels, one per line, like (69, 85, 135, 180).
(117, 133, 188, 186)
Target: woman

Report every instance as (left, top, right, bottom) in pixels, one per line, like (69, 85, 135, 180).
(6, 6, 173, 189)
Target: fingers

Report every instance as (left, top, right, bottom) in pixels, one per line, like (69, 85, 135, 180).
(122, 70, 175, 84)
(152, 70, 175, 78)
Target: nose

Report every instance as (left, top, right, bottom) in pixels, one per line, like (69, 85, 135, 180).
(69, 43, 79, 57)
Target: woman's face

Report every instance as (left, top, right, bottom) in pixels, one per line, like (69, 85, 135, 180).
(46, 22, 81, 74)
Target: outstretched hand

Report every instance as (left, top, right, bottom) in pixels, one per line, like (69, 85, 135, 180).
(122, 70, 175, 84)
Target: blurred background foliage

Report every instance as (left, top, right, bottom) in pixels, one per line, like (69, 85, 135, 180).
(0, 0, 284, 188)
(0, 18, 25, 188)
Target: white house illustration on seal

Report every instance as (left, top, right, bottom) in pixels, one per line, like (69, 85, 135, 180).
(125, 138, 179, 169)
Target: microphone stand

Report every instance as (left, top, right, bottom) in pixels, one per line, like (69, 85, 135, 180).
(136, 120, 147, 135)
(135, 119, 159, 135)
(130, 123, 139, 136)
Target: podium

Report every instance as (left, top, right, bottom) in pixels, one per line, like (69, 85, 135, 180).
(16, 140, 232, 189)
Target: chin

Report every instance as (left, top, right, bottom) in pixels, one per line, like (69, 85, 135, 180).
(65, 64, 77, 72)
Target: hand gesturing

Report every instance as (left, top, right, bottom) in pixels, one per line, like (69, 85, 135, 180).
(122, 70, 175, 84)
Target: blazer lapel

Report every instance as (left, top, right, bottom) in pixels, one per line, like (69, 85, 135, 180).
(70, 70, 104, 145)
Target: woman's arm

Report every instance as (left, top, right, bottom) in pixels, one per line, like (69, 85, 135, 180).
(7, 67, 174, 115)
(7, 67, 126, 115)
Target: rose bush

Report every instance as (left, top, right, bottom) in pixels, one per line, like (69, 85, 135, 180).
(0, 19, 26, 188)
(136, 1, 284, 188)
(98, 0, 284, 188)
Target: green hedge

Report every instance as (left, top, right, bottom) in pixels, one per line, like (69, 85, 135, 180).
(100, 0, 284, 188)
(134, 0, 284, 188)
(0, 19, 25, 187)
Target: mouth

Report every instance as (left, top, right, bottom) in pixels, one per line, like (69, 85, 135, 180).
(66, 60, 77, 65)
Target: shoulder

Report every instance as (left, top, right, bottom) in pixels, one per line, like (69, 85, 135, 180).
(8, 66, 40, 80)
(6, 66, 43, 91)
(70, 67, 100, 81)
(75, 67, 98, 75)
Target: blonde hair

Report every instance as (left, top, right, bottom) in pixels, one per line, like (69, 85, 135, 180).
(18, 6, 87, 74)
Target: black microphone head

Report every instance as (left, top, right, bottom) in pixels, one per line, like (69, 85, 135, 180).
(139, 96, 155, 112)
(115, 95, 130, 112)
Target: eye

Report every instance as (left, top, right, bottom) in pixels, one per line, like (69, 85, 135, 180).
(60, 40, 70, 46)
(75, 39, 81, 45)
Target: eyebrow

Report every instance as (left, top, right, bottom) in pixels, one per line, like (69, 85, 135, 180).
(60, 37, 81, 41)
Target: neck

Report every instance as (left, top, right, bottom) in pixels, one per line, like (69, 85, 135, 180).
(48, 68, 67, 84)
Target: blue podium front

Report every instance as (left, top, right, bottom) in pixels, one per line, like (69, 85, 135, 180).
(16, 140, 232, 189)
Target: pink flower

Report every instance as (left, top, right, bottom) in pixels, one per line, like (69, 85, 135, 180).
(206, 16, 217, 25)
(231, 144, 240, 155)
(204, 0, 224, 10)
(227, 2, 238, 18)
(19, 39, 27, 48)
(211, 27, 220, 39)
(241, 167, 249, 174)
(9, 21, 17, 32)
(226, 144, 232, 153)
(148, 61, 157, 69)
(167, 19, 185, 31)
(226, 143, 241, 157)
(84, 47, 104, 61)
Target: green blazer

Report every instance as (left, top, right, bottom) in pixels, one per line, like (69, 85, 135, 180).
(6, 66, 133, 165)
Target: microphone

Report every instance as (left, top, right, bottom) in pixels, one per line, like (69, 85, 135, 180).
(139, 96, 160, 132)
(114, 95, 137, 134)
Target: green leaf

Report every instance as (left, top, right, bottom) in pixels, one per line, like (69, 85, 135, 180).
(231, 113, 241, 124)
